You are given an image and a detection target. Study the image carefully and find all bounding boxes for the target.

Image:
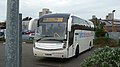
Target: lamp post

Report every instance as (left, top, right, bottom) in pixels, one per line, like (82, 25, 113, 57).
(5, 0, 21, 67)
(112, 10, 115, 32)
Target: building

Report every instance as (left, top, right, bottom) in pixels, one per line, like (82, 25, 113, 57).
(22, 20, 30, 31)
(102, 13, 120, 32)
(90, 13, 120, 32)
(103, 19, 120, 32)
(106, 13, 114, 20)
(39, 8, 52, 17)
(100, 14, 120, 40)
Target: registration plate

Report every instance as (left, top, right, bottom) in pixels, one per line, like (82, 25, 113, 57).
(45, 53, 52, 56)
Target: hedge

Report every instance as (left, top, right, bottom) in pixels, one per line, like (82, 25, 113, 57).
(80, 46, 120, 67)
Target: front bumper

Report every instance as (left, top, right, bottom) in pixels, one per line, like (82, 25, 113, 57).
(33, 47, 68, 58)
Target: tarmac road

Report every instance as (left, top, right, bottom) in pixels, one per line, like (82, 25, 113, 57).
(0, 42, 95, 67)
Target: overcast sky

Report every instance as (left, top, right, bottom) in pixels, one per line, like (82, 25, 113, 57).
(0, 0, 120, 20)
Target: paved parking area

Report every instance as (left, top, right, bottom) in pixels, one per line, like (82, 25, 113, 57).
(0, 42, 95, 67)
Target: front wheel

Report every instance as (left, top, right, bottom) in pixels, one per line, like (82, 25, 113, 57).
(74, 46, 79, 58)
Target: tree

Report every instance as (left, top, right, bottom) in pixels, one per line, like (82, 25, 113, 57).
(22, 17, 32, 21)
(95, 28, 106, 37)
(90, 18, 99, 29)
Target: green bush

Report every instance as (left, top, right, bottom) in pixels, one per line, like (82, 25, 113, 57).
(94, 37, 119, 47)
(80, 46, 120, 67)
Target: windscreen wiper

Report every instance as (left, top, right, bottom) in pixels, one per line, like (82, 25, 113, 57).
(44, 39, 64, 42)
(36, 35, 53, 42)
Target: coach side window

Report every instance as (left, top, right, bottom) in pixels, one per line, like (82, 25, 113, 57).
(72, 16, 79, 24)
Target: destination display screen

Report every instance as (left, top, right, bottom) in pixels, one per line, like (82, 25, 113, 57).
(43, 18, 64, 22)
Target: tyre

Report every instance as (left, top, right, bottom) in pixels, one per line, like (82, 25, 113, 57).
(74, 46, 79, 58)
(88, 42, 92, 50)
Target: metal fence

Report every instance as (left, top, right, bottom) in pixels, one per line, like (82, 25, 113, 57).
(108, 32, 120, 45)
(108, 32, 120, 40)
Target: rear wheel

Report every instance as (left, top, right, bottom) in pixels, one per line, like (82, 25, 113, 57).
(88, 42, 92, 50)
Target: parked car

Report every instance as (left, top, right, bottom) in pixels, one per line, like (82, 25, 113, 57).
(3, 29, 35, 41)
(0, 32, 4, 38)
(22, 30, 35, 41)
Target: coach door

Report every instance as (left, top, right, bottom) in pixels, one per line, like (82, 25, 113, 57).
(68, 30, 74, 57)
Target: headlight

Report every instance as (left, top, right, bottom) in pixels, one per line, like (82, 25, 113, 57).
(63, 43, 66, 49)
(33, 43, 36, 48)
